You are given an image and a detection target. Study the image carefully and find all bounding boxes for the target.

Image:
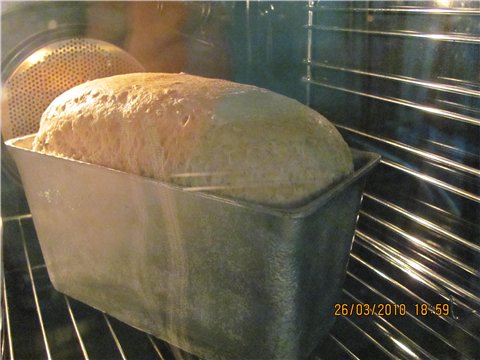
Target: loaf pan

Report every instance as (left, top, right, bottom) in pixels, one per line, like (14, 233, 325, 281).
(6, 134, 380, 360)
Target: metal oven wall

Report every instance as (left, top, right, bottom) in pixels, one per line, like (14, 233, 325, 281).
(1, 1, 479, 359)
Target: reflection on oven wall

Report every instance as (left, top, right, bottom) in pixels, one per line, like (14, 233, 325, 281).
(82, 1, 308, 97)
(1, 1, 479, 359)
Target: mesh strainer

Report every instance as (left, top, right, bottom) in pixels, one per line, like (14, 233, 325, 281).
(1, 37, 145, 140)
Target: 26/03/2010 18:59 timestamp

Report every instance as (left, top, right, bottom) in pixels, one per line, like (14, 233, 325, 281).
(334, 303, 450, 317)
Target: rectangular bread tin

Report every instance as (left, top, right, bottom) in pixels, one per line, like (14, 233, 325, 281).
(6, 135, 380, 359)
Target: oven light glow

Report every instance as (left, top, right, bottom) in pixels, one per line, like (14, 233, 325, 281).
(435, 0, 451, 7)
(25, 49, 50, 66)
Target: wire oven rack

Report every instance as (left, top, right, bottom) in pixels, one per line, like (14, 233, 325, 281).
(2, 210, 479, 359)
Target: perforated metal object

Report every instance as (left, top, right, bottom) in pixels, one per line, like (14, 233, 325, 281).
(1, 37, 145, 140)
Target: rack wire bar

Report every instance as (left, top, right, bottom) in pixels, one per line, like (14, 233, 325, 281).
(64, 296, 89, 360)
(338, 316, 400, 359)
(305, 24, 480, 44)
(380, 159, 480, 203)
(303, 77, 480, 127)
(1, 213, 32, 222)
(2, 274, 13, 360)
(311, 6, 480, 15)
(148, 334, 167, 360)
(363, 192, 480, 253)
(327, 334, 361, 360)
(360, 210, 478, 276)
(305, 0, 315, 106)
(102, 313, 127, 360)
(335, 124, 480, 178)
(355, 229, 480, 308)
(19, 219, 52, 360)
(305, 60, 480, 98)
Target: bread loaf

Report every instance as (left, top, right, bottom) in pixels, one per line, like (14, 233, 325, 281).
(32, 72, 353, 207)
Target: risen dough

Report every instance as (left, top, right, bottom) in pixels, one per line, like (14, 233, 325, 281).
(33, 72, 353, 207)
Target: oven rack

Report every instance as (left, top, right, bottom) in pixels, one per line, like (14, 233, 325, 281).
(2, 212, 478, 359)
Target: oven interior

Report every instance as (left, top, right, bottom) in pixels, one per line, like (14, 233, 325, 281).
(1, 1, 479, 359)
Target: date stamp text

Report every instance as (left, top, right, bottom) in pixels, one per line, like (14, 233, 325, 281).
(334, 303, 450, 317)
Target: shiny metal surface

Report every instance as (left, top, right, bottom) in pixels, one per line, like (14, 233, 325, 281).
(64, 295, 89, 360)
(303, 78, 480, 127)
(6, 135, 379, 359)
(306, 61, 480, 98)
(363, 193, 480, 253)
(336, 124, 479, 177)
(312, 6, 480, 15)
(306, 24, 480, 44)
(381, 159, 479, 203)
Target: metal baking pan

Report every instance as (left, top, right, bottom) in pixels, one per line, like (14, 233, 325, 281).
(5, 134, 380, 360)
